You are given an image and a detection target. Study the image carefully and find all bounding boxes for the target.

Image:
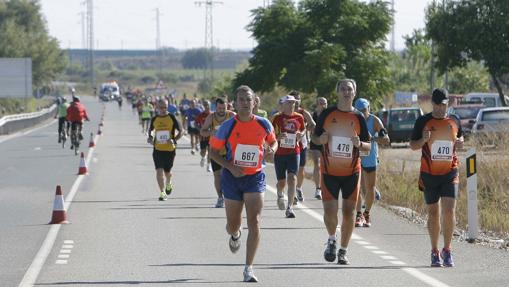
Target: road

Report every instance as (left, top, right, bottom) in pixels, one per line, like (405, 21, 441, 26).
(1, 98, 508, 286)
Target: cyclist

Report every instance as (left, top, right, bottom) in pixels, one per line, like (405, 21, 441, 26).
(55, 97, 70, 143)
(209, 85, 277, 282)
(66, 95, 90, 149)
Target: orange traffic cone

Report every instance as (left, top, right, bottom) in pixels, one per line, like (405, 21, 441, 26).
(78, 152, 88, 175)
(97, 124, 102, 135)
(88, 132, 95, 147)
(49, 185, 68, 224)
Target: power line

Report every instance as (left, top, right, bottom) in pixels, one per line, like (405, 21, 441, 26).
(195, 1, 223, 82)
(154, 7, 163, 74)
(86, 0, 95, 87)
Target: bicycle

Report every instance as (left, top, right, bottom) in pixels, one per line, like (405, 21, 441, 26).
(59, 129, 67, 148)
(70, 122, 82, 156)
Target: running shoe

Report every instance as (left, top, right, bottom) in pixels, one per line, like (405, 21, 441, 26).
(285, 207, 296, 218)
(191, 149, 195, 155)
(78, 133, 84, 140)
(296, 188, 304, 202)
(243, 267, 258, 283)
(293, 197, 299, 206)
(431, 249, 443, 267)
(323, 239, 337, 262)
(165, 183, 173, 195)
(441, 248, 454, 267)
(158, 192, 167, 201)
(363, 212, 371, 227)
(229, 229, 242, 254)
(337, 249, 350, 265)
(200, 157, 205, 167)
(277, 193, 285, 210)
(314, 188, 322, 200)
(375, 187, 381, 200)
(355, 213, 365, 227)
(215, 197, 225, 208)
(207, 165, 212, 172)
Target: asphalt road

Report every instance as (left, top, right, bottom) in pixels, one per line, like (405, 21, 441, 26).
(1, 99, 508, 286)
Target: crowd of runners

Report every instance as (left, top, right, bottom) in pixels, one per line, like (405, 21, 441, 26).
(126, 80, 462, 282)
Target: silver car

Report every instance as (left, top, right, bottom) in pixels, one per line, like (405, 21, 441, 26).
(471, 107, 509, 144)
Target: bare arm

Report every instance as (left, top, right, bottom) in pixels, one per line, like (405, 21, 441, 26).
(209, 147, 245, 178)
(200, 114, 214, 138)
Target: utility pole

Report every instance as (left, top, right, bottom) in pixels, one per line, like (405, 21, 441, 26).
(155, 8, 163, 74)
(263, 0, 271, 7)
(86, 0, 95, 89)
(390, 0, 395, 52)
(80, 12, 86, 49)
(195, 1, 223, 83)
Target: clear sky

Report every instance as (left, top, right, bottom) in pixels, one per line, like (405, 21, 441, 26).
(39, 0, 432, 51)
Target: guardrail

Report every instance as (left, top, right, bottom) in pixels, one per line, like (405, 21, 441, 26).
(0, 104, 56, 135)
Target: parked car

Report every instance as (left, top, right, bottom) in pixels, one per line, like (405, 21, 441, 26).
(464, 92, 509, 107)
(470, 107, 509, 144)
(379, 107, 423, 143)
(447, 104, 484, 136)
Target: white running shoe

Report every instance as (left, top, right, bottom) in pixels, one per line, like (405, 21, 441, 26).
(296, 188, 304, 202)
(215, 197, 224, 208)
(314, 188, 322, 200)
(243, 267, 258, 282)
(229, 230, 241, 254)
(277, 193, 285, 210)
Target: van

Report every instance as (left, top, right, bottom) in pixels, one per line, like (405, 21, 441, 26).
(378, 107, 423, 143)
(99, 82, 120, 101)
(464, 93, 509, 107)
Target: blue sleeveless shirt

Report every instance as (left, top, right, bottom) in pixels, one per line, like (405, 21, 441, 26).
(361, 114, 378, 168)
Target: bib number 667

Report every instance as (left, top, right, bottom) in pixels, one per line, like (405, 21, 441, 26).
(242, 152, 256, 161)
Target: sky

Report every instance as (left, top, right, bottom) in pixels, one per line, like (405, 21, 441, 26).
(39, 0, 433, 51)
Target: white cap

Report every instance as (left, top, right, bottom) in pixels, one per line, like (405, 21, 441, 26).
(280, 95, 297, 103)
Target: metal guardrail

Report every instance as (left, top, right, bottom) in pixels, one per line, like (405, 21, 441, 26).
(0, 104, 56, 135)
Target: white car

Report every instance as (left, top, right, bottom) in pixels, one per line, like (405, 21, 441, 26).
(470, 107, 509, 143)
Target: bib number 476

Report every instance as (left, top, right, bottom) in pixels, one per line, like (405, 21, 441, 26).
(337, 143, 350, 152)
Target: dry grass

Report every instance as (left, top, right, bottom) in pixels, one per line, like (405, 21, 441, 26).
(378, 136, 509, 236)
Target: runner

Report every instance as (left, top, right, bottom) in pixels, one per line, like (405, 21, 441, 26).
(309, 97, 328, 199)
(209, 85, 277, 282)
(147, 99, 182, 201)
(353, 98, 390, 228)
(289, 91, 316, 203)
(253, 95, 268, 118)
(311, 79, 371, 265)
(200, 98, 236, 207)
(140, 98, 154, 134)
(271, 95, 305, 218)
(179, 93, 191, 133)
(185, 99, 203, 155)
(196, 100, 212, 169)
(410, 88, 463, 267)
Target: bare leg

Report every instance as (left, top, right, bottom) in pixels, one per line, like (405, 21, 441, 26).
(311, 150, 321, 189)
(214, 170, 223, 197)
(322, 200, 339, 236)
(244, 192, 264, 266)
(441, 197, 456, 250)
(340, 199, 357, 248)
(156, 169, 165, 193)
(287, 173, 297, 207)
(297, 166, 305, 190)
(427, 202, 441, 250)
(225, 198, 244, 236)
(364, 170, 377, 212)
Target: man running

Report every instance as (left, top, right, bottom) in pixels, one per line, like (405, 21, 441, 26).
(410, 88, 463, 267)
(271, 95, 305, 218)
(196, 100, 212, 169)
(289, 91, 316, 202)
(185, 99, 203, 155)
(140, 98, 154, 134)
(147, 99, 182, 201)
(353, 98, 390, 228)
(309, 97, 328, 199)
(200, 98, 236, 207)
(209, 85, 277, 282)
(312, 79, 371, 265)
(253, 95, 268, 118)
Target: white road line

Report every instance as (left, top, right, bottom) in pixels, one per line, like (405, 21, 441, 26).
(57, 254, 70, 259)
(63, 240, 74, 244)
(364, 245, 380, 250)
(59, 249, 71, 254)
(18, 136, 100, 287)
(355, 240, 371, 245)
(381, 255, 398, 260)
(265, 182, 451, 287)
(62, 245, 73, 249)
(55, 260, 67, 265)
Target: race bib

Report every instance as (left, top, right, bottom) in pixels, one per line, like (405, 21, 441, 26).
(330, 136, 353, 159)
(431, 140, 453, 161)
(183, 104, 189, 110)
(189, 120, 196, 128)
(156, 130, 170, 144)
(280, 133, 296, 149)
(234, 144, 259, 167)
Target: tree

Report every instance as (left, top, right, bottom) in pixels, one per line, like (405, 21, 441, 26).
(426, 0, 509, 105)
(0, 0, 67, 87)
(181, 48, 212, 69)
(234, 0, 393, 104)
